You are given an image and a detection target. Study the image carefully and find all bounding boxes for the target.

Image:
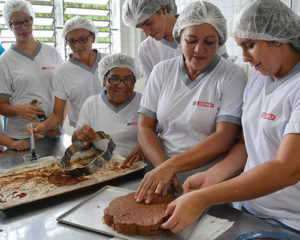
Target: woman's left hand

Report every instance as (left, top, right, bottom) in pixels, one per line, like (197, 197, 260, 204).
(122, 145, 145, 167)
(161, 190, 207, 233)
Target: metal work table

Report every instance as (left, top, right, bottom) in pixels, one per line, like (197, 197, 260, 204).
(0, 135, 299, 240)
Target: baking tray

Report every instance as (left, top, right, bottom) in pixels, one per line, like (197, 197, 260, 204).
(0, 155, 146, 211)
(57, 185, 184, 240)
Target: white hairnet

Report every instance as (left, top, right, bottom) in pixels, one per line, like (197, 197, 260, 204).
(3, 0, 34, 26)
(98, 53, 140, 85)
(122, 0, 176, 27)
(173, 1, 227, 46)
(230, 0, 300, 52)
(62, 16, 98, 39)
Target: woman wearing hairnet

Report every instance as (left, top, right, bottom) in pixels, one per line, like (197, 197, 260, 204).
(122, 0, 229, 83)
(73, 53, 144, 165)
(135, 1, 247, 204)
(0, 0, 63, 140)
(31, 16, 105, 137)
(160, 0, 300, 234)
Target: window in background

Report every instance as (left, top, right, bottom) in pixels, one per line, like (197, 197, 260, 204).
(0, 0, 111, 59)
(63, 0, 111, 58)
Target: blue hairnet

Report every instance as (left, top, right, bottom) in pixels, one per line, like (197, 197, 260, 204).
(98, 53, 140, 85)
(3, 0, 34, 26)
(173, 1, 227, 46)
(230, 0, 300, 52)
(122, 0, 176, 27)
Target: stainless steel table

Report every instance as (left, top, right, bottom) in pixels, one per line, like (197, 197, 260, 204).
(1, 135, 299, 240)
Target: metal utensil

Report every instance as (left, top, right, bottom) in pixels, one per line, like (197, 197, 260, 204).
(29, 123, 38, 160)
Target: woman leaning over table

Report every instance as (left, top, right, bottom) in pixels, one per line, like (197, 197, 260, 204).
(135, 1, 247, 203)
(161, 0, 300, 235)
(31, 16, 105, 137)
(122, 0, 228, 83)
(73, 53, 144, 166)
(0, 0, 63, 140)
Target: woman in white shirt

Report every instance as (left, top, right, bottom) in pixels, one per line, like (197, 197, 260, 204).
(0, 0, 63, 140)
(73, 53, 144, 165)
(162, 0, 300, 235)
(135, 1, 247, 203)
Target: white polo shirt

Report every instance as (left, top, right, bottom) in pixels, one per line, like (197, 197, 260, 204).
(76, 91, 142, 157)
(242, 62, 300, 231)
(0, 43, 63, 139)
(139, 36, 228, 83)
(53, 50, 104, 127)
(139, 55, 247, 159)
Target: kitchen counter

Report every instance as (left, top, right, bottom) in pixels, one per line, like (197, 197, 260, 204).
(0, 134, 299, 240)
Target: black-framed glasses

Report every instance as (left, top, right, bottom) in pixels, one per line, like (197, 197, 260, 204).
(9, 17, 33, 29)
(106, 76, 136, 85)
(66, 33, 92, 46)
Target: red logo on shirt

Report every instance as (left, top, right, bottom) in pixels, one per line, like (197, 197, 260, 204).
(127, 121, 137, 126)
(262, 112, 277, 121)
(193, 101, 214, 108)
(42, 66, 56, 70)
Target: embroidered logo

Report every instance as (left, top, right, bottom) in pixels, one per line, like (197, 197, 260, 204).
(261, 112, 277, 121)
(127, 121, 137, 126)
(193, 101, 214, 108)
(42, 66, 56, 70)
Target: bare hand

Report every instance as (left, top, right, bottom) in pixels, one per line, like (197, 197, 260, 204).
(182, 171, 221, 194)
(8, 140, 30, 151)
(26, 123, 45, 138)
(161, 190, 206, 233)
(18, 103, 45, 121)
(75, 125, 97, 142)
(135, 162, 176, 203)
(46, 126, 61, 138)
(122, 145, 145, 168)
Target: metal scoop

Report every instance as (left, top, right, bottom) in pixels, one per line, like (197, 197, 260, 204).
(29, 123, 38, 160)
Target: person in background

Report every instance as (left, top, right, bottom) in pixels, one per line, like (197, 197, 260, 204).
(122, 0, 228, 83)
(0, 0, 63, 140)
(30, 16, 105, 137)
(73, 53, 144, 166)
(161, 0, 300, 235)
(0, 44, 5, 55)
(135, 1, 247, 203)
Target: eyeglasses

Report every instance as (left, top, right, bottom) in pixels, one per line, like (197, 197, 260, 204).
(106, 76, 136, 85)
(9, 17, 33, 29)
(66, 33, 92, 46)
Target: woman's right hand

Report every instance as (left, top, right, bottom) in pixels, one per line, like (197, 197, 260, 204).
(26, 122, 46, 138)
(18, 103, 45, 121)
(182, 171, 221, 194)
(74, 125, 97, 142)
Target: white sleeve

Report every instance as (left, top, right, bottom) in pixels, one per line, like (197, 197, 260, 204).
(138, 44, 153, 82)
(284, 90, 300, 135)
(0, 60, 12, 98)
(75, 98, 91, 130)
(217, 65, 247, 125)
(53, 69, 67, 100)
(139, 63, 164, 120)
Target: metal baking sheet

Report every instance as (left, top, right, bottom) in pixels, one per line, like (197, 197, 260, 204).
(0, 155, 146, 211)
(57, 185, 185, 240)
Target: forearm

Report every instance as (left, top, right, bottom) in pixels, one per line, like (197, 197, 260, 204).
(0, 134, 14, 147)
(0, 102, 22, 117)
(42, 112, 64, 131)
(201, 159, 300, 207)
(170, 124, 240, 173)
(138, 126, 166, 167)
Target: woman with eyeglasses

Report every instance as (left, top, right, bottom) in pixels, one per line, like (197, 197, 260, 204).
(0, 0, 63, 140)
(30, 16, 105, 137)
(73, 53, 145, 165)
